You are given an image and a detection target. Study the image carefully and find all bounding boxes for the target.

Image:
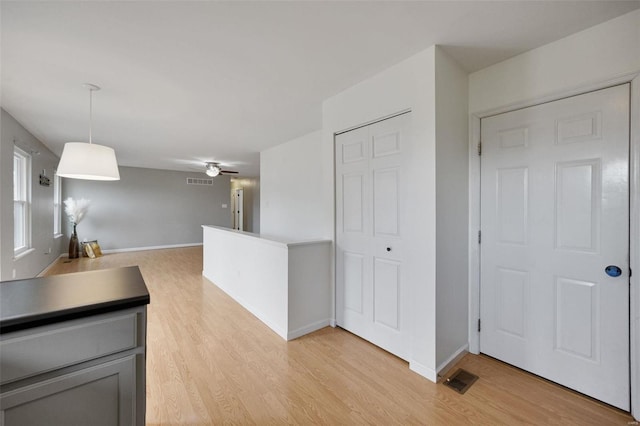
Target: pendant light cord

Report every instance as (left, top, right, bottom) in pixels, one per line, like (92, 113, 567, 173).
(83, 83, 100, 145)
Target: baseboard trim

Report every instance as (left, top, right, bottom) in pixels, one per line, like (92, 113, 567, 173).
(409, 360, 438, 383)
(436, 344, 469, 379)
(102, 242, 202, 254)
(287, 319, 330, 340)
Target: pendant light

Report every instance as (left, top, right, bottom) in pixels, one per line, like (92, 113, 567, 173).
(57, 83, 120, 181)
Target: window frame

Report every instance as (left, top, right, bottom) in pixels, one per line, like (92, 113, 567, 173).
(13, 146, 32, 257)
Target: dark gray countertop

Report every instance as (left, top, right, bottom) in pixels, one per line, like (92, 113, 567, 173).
(0, 266, 150, 334)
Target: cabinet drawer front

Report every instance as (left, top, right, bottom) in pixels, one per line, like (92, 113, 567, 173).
(1, 355, 137, 426)
(0, 312, 138, 384)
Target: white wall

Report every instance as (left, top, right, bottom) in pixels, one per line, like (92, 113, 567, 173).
(202, 226, 331, 340)
(0, 111, 7, 280)
(468, 9, 640, 419)
(63, 166, 231, 251)
(323, 46, 439, 380)
(252, 178, 260, 234)
(469, 9, 640, 114)
(251, 179, 261, 234)
(1, 109, 65, 280)
(260, 130, 329, 240)
(434, 47, 469, 369)
(203, 226, 289, 338)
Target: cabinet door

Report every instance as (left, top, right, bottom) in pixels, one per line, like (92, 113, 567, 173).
(1, 355, 137, 426)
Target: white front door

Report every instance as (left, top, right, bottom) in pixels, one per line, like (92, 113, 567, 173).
(336, 113, 410, 360)
(233, 188, 243, 231)
(480, 84, 630, 410)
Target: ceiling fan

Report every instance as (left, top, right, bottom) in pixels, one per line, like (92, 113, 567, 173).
(205, 162, 238, 177)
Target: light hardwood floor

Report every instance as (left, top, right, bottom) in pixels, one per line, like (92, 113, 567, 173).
(44, 247, 634, 425)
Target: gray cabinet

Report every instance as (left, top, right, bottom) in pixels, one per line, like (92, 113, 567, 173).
(0, 306, 146, 426)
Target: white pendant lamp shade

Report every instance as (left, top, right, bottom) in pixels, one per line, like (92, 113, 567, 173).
(57, 142, 120, 181)
(57, 83, 120, 181)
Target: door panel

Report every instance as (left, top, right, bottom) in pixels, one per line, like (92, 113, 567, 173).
(336, 113, 410, 360)
(496, 267, 528, 338)
(480, 84, 630, 410)
(556, 111, 601, 144)
(342, 174, 365, 233)
(342, 138, 367, 163)
(496, 167, 528, 244)
(372, 129, 401, 157)
(343, 252, 365, 314)
(555, 160, 600, 251)
(374, 258, 400, 329)
(373, 168, 399, 236)
(555, 277, 598, 360)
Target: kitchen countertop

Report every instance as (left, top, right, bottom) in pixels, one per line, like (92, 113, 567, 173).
(0, 266, 150, 334)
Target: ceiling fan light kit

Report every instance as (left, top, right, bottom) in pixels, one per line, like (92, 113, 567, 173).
(57, 83, 120, 181)
(205, 162, 221, 177)
(204, 162, 238, 177)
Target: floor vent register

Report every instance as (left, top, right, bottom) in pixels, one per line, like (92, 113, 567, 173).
(443, 369, 478, 394)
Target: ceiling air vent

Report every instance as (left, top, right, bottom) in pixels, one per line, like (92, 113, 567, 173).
(186, 177, 214, 186)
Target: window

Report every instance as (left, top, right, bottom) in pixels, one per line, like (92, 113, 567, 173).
(14, 147, 31, 256)
(53, 171, 62, 236)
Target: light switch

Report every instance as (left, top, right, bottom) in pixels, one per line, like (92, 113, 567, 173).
(222, 204, 228, 208)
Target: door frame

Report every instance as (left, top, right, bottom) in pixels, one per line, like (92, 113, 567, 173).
(468, 73, 640, 418)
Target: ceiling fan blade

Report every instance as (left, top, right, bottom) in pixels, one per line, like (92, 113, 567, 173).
(220, 170, 239, 174)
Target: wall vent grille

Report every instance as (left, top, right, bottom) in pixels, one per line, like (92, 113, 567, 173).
(186, 178, 214, 186)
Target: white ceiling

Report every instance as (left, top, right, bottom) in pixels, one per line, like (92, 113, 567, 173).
(2, 1, 639, 177)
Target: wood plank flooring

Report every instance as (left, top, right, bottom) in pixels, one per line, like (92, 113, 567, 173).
(44, 247, 634, 425)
